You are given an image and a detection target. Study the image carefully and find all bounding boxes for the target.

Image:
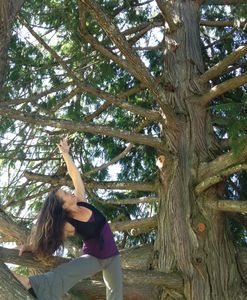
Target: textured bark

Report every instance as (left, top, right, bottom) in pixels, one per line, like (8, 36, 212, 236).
(1, 244, 247, 299)
(0, 207, 29, 242)
(199, 144, 247, 181)
(236, 247, 247, 284)
(0, 261, 159, 300)
(71, 280, 160, 300)
(0, 245, 154, 271)
(153, 1, 245, 299)
(205, 199, 247, 213)
(198, 44, 247, 83)
(0, 263, 34, 299)
(110, 216, 157, 233)
(0, 245, 183, 298)
(1, 1, 246, 299)
(199, 71, 247, 106)
(196, 164, 247, 194)
(120, 245, 154, 270)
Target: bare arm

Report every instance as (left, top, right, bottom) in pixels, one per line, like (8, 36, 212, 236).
(57, 138, 86, 201)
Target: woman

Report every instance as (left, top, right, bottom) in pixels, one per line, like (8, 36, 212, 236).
(14, 138, 123, 300)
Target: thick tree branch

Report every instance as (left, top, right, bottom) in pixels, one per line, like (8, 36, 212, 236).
(110, 216, 157, 232)
(155, 0, 178, 33)
(0, 246, 183, 291)
(69, 280, 160, 300)
(0, 243, 154, 272)
(196, 164, 247, 194)
(0, 107, 162, 148)
(199, 144, 247, 181)
(0, 207, 29, 243)
(0, 263, 34, 299)
(205, 199, 247, 213)
(200, 20, 247, 28)
(120, 244, 154, 270)
(198, 71, 247, 106)
(123, 268, 183, 290)
(198, 44, 247, 83)
(24, 171, 157, 192)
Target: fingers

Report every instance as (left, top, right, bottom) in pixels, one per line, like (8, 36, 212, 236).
(59, 137, 69, 146)
(57, 137, 71, 153)
(18, 245, 24, 256)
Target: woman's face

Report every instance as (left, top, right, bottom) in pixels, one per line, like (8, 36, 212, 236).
(56, 189, 78, 210)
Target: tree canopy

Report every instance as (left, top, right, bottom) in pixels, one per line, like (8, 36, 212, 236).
(0, 1, 247, 299)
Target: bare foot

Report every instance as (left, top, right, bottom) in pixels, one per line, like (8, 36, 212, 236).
(12, 272, 32, 289)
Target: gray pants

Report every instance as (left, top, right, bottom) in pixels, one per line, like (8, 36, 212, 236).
(29, 254, 123, 300)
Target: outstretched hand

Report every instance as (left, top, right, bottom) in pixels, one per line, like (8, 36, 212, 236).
(57, 138, 71, 154)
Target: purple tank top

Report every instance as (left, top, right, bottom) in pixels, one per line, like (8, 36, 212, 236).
(83, 214, 119, 259)
(67, 202, 119, 259)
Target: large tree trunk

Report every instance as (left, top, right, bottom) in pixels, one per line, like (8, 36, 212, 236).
(0, 0, 25, 92)
(154, 1, 245, 299)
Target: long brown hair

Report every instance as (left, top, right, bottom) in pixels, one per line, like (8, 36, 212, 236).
(30, 189, 69, 258)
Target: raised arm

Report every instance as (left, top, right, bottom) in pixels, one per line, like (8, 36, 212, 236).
(57, 138, 86, 201)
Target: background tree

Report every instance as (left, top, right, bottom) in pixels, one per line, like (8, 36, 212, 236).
(0, 0, 25, 93)
(0, 0, 247, 299)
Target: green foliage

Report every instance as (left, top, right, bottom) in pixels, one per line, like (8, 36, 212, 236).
(211, 93, 247, 156)
(0, 0, 246, 254)
(12, 265, 30, 276)
(228, 215, 247, 247)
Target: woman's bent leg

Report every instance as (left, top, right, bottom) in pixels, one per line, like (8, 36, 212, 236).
(102, 255, 123, 300)
(29, 255, 101, 300)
